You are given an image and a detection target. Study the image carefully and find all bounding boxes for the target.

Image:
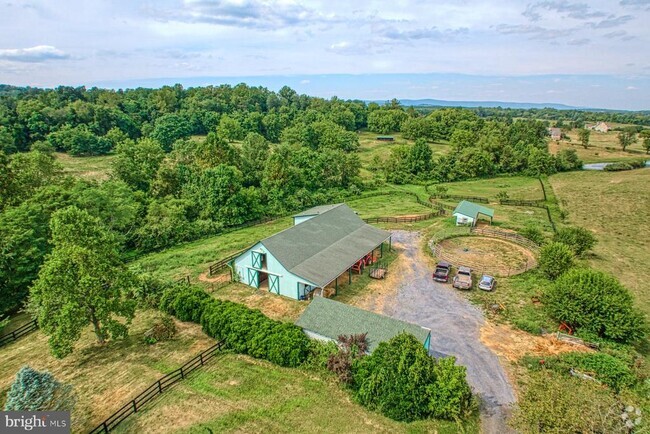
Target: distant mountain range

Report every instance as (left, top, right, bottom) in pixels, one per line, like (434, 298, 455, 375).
(370, 98, 587, 110)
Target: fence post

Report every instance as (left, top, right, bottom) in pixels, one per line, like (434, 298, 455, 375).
(199, 353, 204, 366)
(132, 400, 137, 413)
(157, 380, 162, 393)
(102, 422, 108, 433)
(180, 366, 184, 379)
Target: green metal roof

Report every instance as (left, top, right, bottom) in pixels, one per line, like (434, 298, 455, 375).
(262, 204, 391, 287)
(295, 297, 431, 352)
(293, 204, 343, 218)
(453, 200, 494, 220)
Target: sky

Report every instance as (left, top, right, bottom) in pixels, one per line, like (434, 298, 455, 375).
(1, 0, 649, 110)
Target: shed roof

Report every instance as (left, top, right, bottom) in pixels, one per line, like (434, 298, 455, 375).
(293, 204, 343, 218)
(295, 297, 431, 352)
(261, 204, 390, 287)
(453, 200, 494, 220)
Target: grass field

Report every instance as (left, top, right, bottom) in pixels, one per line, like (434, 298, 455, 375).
(113, 352, 478, 434)
(0, 310, 215, 433)
(550, 169, 650, 314)
(550, 129, 648, 163)
(54, 152, 115, 181)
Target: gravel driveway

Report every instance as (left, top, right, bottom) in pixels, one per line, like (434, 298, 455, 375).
(381, 231, 516, 433)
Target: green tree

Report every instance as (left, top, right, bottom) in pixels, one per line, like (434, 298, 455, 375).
(640, 130, 650, 154)
(553, 226, 596, 256)
(617, 128, 638, 151)
(578, 128, 590, 149)
(4, 366, 75, 411)
(150, 113, 192, 151)
(545, 268, 646, 342)
(112, 138, 165, 191)
(29, 207, 136, 357)
(8, 150, 63, 204)
(240, 133, 269, 187)
(409, 138, 433, 177)
(217, 114, 245, 142)
(539, 242, 574, 279)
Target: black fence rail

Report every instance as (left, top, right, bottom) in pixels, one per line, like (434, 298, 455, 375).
(89, 341, 225, 434)
(499, 199, 547, 208)
(545, 206, 557, 233)
(0, 319, 38, 348)
(538, 177, 548, 201)
(429, 193, 490, 204)
(208, 250, 246, 276)
(174, 275, 190, 285)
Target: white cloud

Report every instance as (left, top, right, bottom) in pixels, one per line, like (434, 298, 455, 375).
(300, 79, 310, 84)
(0, 45, 69, 62)
(627, 85, 639, 90)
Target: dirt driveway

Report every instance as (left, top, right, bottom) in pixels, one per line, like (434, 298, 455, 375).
(375, 231, 516, 433)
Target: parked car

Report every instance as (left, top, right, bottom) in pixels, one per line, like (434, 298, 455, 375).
(478, 275, 496, 291)
(432, 261, 452, 282)
(452, 266, 473, 290)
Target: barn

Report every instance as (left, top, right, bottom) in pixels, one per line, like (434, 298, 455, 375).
(296, 297, 431, 353)
(453, 200, 494, 226)
(232, 204, 391, 300)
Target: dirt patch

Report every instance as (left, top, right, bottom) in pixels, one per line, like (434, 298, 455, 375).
(437, 236, 537, 276)
(198, 271, 230, 284)
(212, 283, 305, 322)
(480, 323, 592, 363)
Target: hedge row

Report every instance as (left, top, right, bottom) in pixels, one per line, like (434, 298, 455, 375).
(160, 285, 310, 367)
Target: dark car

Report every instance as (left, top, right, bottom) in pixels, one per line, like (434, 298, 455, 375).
(478, 275, 496, 291)
(433, 261, 452, 282)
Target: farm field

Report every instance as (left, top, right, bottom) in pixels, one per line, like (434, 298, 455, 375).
(54, 152, 115, 181)
(113, 353, 478, 434)
(550, 129, 648, 163)
(0, 310, 215, 433)
(550, 168, 650, 314)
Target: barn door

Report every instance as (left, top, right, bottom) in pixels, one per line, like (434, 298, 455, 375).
(251, 252, 263, 269)
(247, 268, 259, 288)
(269, 275, 280, 294)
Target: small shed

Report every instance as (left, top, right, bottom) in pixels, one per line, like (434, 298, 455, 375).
(376, 136, 394, 141)
(295, 297, 431, 353)
(548, 127, 561, 141)
(453, 200, 494, 226)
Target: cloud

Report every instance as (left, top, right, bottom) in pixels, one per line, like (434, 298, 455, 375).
(589, 14, 634, 28)
(620, 0, 650, 6)
(0, 45, 69, 62)
(523, 1, 607, 21)
(378, 26, 468, 41)
(300, 79, 310, 84)
(150, 0, 339, 31)
(567, 38, 590, 45)
(494, 24, 575, 40)
(626, 85, 638, 90)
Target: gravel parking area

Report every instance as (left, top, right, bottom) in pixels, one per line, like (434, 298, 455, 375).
(381, 231, 516, 433)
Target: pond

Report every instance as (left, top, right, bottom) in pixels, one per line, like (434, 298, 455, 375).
(583, 160, 650, 170)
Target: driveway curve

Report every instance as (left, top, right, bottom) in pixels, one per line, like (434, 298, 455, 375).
(380, 230, 516, 433)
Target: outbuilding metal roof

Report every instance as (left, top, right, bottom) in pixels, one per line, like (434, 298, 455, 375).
(261, 204, 390, 288)
(293, 204, 342, 218)
(296, 297, 431, 352)
(453, 200, 494, 220)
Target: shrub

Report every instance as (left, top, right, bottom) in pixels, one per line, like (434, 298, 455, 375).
(303, 340, 339, 371)
(553, 226, 596, 256)
(327, 334, 369, 383)
(545, 268, 646, 343)
(512, 370, 625, 433)
(132, 272, 172, 308)
(159, 285, 211, 323)
(4, 366, 75, 411)
(143, 315, 177, 345)
(519, 224, 546, 246)
(523, 352, 635, 391)
(351, 333, 473, 422)
(539, 242, 574, 279)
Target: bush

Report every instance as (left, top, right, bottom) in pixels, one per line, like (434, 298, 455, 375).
(545, 268, 646, 343)
(523, 352, 635, 391)
(143, 315, 177, 345)
(4, 366, 75, 411)
(553, 226, 596, 256)
(303, 340, 339, 371)
(351, 333, 473, 422)
(539, 242, 574, 279)
(161, 285, 310, 367)
(512, 370, 626, 433)
(327, 334, 369, 383)
(519, 224, 546, 246)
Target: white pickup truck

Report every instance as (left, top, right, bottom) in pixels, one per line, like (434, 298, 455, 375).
(452, 266, 473, 290)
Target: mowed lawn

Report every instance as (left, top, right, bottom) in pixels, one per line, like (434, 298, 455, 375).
(113, 353, 478, 434)
(550, 169, 650, 313)
(54, 152, 115, 181)
(0, 310, 215, 433)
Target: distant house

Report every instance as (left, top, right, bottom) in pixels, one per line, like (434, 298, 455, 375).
(295, 297, 431, 353)
(548, 127, 562, 141)
(453, 200, 494, 226)
(232, 204, 391, 300)
(587, 122, 610, 133)
(376, 136, 394, 141)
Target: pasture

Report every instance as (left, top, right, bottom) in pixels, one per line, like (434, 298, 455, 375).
(550, 168, 650, 314)
(550, 128, 647, 163)
(54, 152, 115, 181)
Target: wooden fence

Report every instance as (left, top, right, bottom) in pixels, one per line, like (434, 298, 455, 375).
(430, 243, 536, 278)
(363, 212, 442, 224)
(470, 227, 540, 253)
(538, 177, 548, 201)
(499, 198, 546, 208)
(88, 341, 225, 434)
(0, 319, 38, 348)
(208, 250, 246, 276)
(429, 193, 490, 204)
